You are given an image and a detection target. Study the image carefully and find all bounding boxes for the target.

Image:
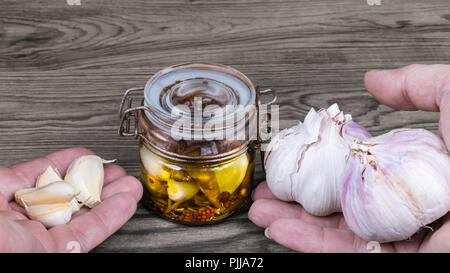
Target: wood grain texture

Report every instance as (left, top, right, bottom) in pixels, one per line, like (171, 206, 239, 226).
(0, 0, 448, 252)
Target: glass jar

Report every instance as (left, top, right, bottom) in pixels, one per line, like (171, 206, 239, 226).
(118, 63, 276, 225)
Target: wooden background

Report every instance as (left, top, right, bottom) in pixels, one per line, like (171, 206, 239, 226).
(1, 0, 448, 252)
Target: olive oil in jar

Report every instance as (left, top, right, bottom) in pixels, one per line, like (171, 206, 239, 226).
(139, 140, 255, 224)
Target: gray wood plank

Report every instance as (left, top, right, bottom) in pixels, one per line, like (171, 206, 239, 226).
(0, 0, 447, 252)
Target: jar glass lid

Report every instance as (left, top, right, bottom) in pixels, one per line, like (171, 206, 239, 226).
(143, 63, 256, 141)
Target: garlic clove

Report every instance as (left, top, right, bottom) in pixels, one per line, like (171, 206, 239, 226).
(214, 153, 249, 194)
(167, 179, 199, 202)
(139, 146, 171, 181)
(36, 166, 62, 188)
(25, 202, 73, 228)
(64, 155, 112, 208)
(264, 122, 305, 202)
(17, 181, 76, 207)
(14, 188, 35, 207)
(264, 104, 371, 216)
(342, 129, 450, 242)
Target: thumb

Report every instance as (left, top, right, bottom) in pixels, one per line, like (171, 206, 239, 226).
(364, 64, 450, 148)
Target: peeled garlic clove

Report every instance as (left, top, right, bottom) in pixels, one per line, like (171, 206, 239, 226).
(167, 179, 199, 202)
(140, 146, 171, 181)
(342, 129, 450, 242)
(264, 103, 371, 216)
(17, 181, 75, 207)
(64, 155, 112, 208)
(25, 203, 73, 228)
(214, 153, 249, 194)
(36, 166, 62, 188)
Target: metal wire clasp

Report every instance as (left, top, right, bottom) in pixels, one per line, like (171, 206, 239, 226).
(254, 87, 277, 171)
(118, 87, 150, 138)
(253, 87, 277, 149)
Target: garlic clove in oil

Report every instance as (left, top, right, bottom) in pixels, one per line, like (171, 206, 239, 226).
(139, 145, 171, 181)
(16, 181, 76, 207)
(264, 104, 371, 216)
(25, 203, 73, 228)
(214, 153, 249, 194)
(342, 128, 450, 242)
(36, 166, 62, 188)
(64, 155, 114, 208)
(167, 178, 199, 202)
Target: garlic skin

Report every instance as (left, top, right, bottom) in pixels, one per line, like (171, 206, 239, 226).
(25, 203, 74, 228)
(17, 181, 76, 207)
(342, 128, 450, 242)
(34, 166, 82, 213)
(64, 155, 114, 208)
(36, 166, 62, 188)
(264, 104, 371, 216)
(14, 188, 35, 207)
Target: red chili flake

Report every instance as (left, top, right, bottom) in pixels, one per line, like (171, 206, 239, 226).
(211, 209, 215, 213)
(225, 204, 230, 208)
(230, 202, 234, 205)
(164, 184, 168, 189)
(206, 210, 210, 214)
(149, 178, 154, 184)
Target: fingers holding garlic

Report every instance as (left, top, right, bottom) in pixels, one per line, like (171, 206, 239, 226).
(14, 155, 114, 228)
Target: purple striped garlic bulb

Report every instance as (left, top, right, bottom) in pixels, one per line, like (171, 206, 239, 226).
(264, 104, 371, 216)
(342, 128, 450, 242)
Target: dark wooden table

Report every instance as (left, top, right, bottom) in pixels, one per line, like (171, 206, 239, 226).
(1, 0, 447, 252)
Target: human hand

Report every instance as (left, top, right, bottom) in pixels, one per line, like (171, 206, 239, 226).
(248, 64, 450, 253)
(0, 148, 143, 252)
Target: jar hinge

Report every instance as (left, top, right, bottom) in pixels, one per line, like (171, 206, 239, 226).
(119, 87, 152, 139)
(254, 87, 277, 171)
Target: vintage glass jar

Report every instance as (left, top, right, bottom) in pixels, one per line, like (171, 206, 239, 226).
(118, 63, 276, 225)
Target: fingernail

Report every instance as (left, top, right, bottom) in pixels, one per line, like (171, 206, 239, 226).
(264, 228, 271, 240)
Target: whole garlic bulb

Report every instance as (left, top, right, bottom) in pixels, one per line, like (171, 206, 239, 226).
(342, 128, 450, 243)
(264, 104, 371, 216)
